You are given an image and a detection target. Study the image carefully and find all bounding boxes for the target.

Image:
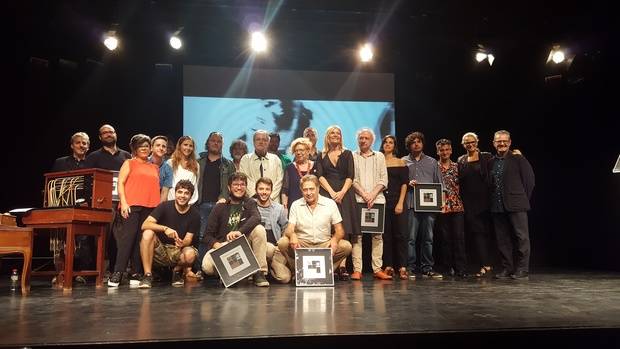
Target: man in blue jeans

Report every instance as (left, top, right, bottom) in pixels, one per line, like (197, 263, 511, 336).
(402, 132, 444, 279)
(194, 132, 236, 277)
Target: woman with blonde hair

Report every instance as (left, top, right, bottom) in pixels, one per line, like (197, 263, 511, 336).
(282, 137, 317, 208)
(165, 136, 200, 205)
(316, 125, 359, 280)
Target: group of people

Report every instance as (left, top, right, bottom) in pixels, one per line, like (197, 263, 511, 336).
(51, 122, 535, 288)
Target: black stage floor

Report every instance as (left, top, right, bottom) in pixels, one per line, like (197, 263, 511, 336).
(1, 270, 619, 348)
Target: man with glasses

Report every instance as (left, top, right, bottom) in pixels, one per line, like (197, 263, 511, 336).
(200, 172, 270, 286)
(489, 130, 535, 280)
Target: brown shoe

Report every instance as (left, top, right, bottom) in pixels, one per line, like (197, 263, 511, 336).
(384, 266, 394, 276)
(398, 268, 409, 280)
(350, 271, 362, 280)
(374, 270, 392, 280)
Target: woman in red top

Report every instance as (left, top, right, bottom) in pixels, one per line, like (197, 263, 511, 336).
(108, 134, 161, 287)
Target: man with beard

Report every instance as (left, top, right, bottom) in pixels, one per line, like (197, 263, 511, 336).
(138, 180, 201, 288)
(254, 177, 291, 283)
(149, 135, 174, 202)
(194, 132, 235, 276)
(84, 124, 131, 170)
(84, 124, 132, 277)
(200, 172, 270, 287)
(489, 130, 535, 280)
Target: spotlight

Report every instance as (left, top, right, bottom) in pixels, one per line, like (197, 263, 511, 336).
(103, 32, 118, 51)
(359, 43, 373, 63)
(169, 36, 182, 50)
(250, 31, 268, 53)
(474, 45, 494, 66)
(475, 52, 487, 63)
(547, 45, 572, 65)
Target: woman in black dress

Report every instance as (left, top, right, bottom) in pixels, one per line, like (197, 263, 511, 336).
(316, 125, 359, 280)
(457, 132, 494, 277)
(380, 135, 410, 280)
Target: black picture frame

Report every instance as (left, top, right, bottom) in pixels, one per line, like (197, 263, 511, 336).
(613, 154, 620, 174)
(412, 183, 443, 212)
(294, 248, 334, 287)
(209, 235, 260, 288)
(111, 171, 120, 202)
(357, 202, 385, 234)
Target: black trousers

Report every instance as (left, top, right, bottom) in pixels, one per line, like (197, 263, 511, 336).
(113, 206, 152, 274)
(492, 211, 530, 273)
(382, 205, 408, 269)
(436, 212, 467, 273)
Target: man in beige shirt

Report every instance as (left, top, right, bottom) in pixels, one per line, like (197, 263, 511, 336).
(276, 175, 352, 273)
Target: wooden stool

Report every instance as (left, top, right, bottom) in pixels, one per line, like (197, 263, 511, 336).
(0, 225, 33, 294)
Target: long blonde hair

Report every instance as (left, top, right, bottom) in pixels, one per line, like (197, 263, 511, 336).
(171, 136, 199, 176)
(322, 125, 344, 155)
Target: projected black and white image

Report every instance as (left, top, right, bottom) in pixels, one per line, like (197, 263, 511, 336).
(184, 97, 394, 156)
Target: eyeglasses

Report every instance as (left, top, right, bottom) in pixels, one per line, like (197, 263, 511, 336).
(230, 182, 246, 188)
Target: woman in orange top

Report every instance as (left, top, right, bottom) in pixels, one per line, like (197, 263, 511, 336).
(108, 134, 161, 287)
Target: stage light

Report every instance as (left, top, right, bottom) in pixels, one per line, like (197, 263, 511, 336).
(474, 45, 494, 66)
(103, 32, 118, 51)
(547, 45, 571, 65)
(552, 50, 565, 64)
(170, 36, 182, 50)
(359, 43, 373, 63)
(250, 31, 268, 53)
(487, 54, 495, 66)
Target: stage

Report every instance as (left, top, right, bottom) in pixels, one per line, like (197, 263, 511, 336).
(1, 270, 619, 348)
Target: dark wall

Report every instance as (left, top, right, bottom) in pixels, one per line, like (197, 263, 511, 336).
(9, 1, 619, 270)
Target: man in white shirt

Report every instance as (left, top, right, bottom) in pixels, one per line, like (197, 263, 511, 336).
(239, 130, 284, 203)
(276, 175, 352, 273)
(351, 128, 391, 280)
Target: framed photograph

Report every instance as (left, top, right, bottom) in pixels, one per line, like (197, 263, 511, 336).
(412, 183, 443, 212)
(209, 235, 260, 288)
(613, 154, 620, 173)
(294, 248, 334, 287)
(357, 202, 385, 234)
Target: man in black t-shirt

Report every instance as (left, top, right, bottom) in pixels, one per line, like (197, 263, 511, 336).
(138, 180, 201, 288)
(84, 124, 131, 171)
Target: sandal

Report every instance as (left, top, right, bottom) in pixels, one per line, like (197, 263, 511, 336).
(475, 266, 492, 277)
(384, 266, 394, 277)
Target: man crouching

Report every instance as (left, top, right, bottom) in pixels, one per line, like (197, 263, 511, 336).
(139, 180, 201, 288)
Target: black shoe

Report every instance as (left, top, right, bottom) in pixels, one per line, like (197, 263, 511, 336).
(511, 271, 529, 280)
(494, 270, 513, 280)
(138, 273, 153, 289)
(422, 270, 443, 279)
(107, 272, 122, 287)
(455, 271, 470, 279)
(254, 272, 270, 287)
(171, 271, 184, 287)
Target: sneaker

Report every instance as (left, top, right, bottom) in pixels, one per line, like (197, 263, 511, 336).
(422, 271, 443, 279)
(172, 271, 184, 287)
(253, 272, 270, 287)
(129, 273, 143, 288)
(107, 272, 122, 287)
(138, 274, 153, 289)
